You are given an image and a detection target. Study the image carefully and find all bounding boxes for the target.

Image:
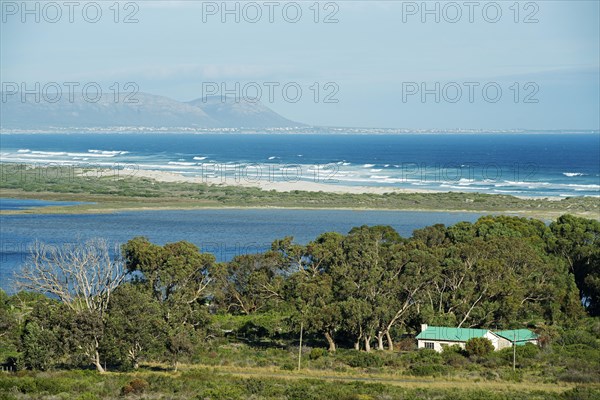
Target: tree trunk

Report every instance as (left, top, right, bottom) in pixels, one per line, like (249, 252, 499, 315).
(364, 336, 371, 352)
(385, 330, 394, 351)
(354, 339, 360, 351)
(377, 331, 385, 351)
(93, 349, 105, 373)
(324, 331, 336, 352)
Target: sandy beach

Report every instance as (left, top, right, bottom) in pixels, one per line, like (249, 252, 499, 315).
(114, 168, 438, 195)
(105, 168, 560, 200)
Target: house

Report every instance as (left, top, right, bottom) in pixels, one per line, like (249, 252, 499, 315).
(416, 324, 538, 352)
(494, 329, 539, 346)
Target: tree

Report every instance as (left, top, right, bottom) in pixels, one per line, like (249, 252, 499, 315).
(122, 237, 214, 314)
(0, 290, 18, 348)
(282, 232, 344, 352)
(465, 337, 494, 357)
(21, 321, 57, 371)
(334, 226, 403, 351)
(212, 251, 284, 315)
(15, 239, 125, 372)
(103, 284, 165, 369)
(19, 296, 73, 371)
(122, 237, 215, 369)
(550, 215, 600, 316)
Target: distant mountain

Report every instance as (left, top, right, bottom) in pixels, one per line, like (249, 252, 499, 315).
(0, 92, 303, 130)
(187, 96, 299, 128)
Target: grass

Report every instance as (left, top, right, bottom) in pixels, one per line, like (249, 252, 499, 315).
(1, 165, 598, 219)
(1, 365, 597, 400)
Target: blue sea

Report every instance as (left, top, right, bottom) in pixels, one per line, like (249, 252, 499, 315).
(0, 205, 488, 291)
(1, 133, 599, 197)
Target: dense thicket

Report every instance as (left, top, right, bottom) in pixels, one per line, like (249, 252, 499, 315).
(1, 214, 598, 375)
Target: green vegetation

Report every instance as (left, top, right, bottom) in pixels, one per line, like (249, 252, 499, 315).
(2, 368, 596, 400)
(465, 338, 494, 357)
(1, 164, 598, 218)
(1, 215, 599, 398)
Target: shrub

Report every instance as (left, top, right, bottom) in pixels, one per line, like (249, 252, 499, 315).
(465, 337, 494, 357)
(121, 378, 149, 396)
(410, 348, 442, 364)
(129, 378, 149, 393)
(280, 362, 295, 371)
(496, 343, 540, 366)
(562, 386, 600, 400)
(309, 348, 327, 360)
(442, 350, 468, 367)
(244, 378, 266, 395)
(121, 385, 134, 396)
(501, 369, 523, 382)
(395, 338, 416, 351)
(557, 370, 599, 383)
(557, 330, 599, 348)
(76, 394, 100, 400)
(199, 385, 246, 400)
(345, 351, 384, 368)
(409, 364, 449, 376)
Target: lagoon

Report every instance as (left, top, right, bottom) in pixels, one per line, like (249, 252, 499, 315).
(0, 208, 486, 291)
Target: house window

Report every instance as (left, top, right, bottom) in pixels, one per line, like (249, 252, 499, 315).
(440, 343, 448, 349)
(424, 342, 434, 349)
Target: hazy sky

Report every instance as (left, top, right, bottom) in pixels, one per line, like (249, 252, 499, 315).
(1, 0, 599, 129)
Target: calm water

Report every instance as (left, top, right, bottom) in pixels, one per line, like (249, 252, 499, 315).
(0, 198, 89, 210)
(1, 133, 599, 197)
(0, 206, 486, 291)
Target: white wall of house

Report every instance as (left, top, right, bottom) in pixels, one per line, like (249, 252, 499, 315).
(417, 339, 465, 352)
(484, 331, 513, 350)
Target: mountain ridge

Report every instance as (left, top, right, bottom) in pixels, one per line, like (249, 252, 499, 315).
(0, 92, 303, 129)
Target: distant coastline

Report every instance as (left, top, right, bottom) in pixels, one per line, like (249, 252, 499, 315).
(1, 127, 599, 135)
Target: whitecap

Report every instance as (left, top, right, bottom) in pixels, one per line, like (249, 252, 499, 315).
(370, 175, 390, 179)
(30, 151, 67, 156)
(88, 149, 129, 155)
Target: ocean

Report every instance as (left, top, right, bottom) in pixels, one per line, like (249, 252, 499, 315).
(0, 205, 488, 291)
(1, 133, 599, 197)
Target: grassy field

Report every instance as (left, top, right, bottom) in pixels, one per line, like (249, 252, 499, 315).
(0, 165, 598, 219)
(1, 364, 598, 400)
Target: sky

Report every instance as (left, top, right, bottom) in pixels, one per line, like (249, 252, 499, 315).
(1, 0, 599, 129)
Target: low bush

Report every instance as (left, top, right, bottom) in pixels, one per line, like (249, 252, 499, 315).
(465, 337, 494, 357)
(121, 378, 149, 395)
(409, 364, 450, 376)
(344, 351, 384, 368)
(309, 348, 327, 360)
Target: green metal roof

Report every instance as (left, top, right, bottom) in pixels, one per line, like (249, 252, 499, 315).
(416, 326, 490, 342)
(416, 326, 538, 344)
(494, 329, 538, 343)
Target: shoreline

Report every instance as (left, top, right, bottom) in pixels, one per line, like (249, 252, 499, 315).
(115, 168, 564, 201)
(0, 166, 597, 219)
(129, 168, 439, 195)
